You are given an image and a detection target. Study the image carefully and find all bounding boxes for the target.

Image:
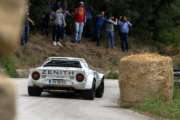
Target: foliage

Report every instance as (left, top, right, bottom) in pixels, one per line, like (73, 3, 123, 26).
(134, 84, 180, 120)
(0, 56, 17, 77)
(29, 0, 180, 45)
(29, 0, 51, 28)
(106, 71, 119, 79)
(110, 0, 180, 45)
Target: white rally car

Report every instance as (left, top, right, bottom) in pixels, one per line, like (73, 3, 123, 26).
(28, 57, 104, 100)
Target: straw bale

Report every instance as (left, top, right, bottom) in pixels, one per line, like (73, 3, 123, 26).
(0, 0, 25, 120)
(0, 0, 26, 55)
(119, 53, 174, 107)
(0, 76, 16, 120)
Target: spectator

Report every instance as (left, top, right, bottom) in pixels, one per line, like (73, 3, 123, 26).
(41, 12, 50, 36)
(64, 10, 73, 35)
(50, 9, 57, 44)
(84, 6, 93, 38)
(94, 11, 105, 47)
(118, 16, 132, 52)
(73, 1, 86, 43)
(54, 7, 66, 47)
(62, 9, 71, 39)
(21, 6, 34, 46)
(105, 15, 117, 48)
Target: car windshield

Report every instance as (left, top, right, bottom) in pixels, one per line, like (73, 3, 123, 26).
(44, 60, 82, 68)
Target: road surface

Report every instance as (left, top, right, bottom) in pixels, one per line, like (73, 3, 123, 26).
(13, 79, 153, 120)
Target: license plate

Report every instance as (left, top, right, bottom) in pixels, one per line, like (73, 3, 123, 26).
(48, 79, 65, 85)
(46, 75, 66, 79)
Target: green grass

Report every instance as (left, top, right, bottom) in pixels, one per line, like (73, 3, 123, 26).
(0, 56, 18, 77)
(106, 71, 119, 79)
(134, 84, 180, 120)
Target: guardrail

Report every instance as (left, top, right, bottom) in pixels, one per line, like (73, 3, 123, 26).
(174, 69, 180, 83)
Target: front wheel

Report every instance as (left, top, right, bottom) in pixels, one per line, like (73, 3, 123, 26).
(95, 80, 104, 98)
(28, 86, 42, 96)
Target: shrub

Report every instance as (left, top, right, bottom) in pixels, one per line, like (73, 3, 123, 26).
(106, 71, 119, 79)
(0, 56, 17, 77)
(29, 0, 180, 45)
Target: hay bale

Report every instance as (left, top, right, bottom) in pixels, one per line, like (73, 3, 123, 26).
(0, 0, 25, 119)
(0, 0, 26, 55)
(0, 76, 16, 120)
(119, 53, 174, 107)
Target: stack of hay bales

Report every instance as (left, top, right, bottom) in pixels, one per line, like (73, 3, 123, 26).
(119, 53, 174, 107)
(0, 76, 16, 120)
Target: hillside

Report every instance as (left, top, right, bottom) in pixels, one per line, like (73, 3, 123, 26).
(16, 34, 157, 71)
(14, 34, 180, 77)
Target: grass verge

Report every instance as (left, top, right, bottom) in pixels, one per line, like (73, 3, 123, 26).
(0, 56, 18, 77)
(134, 84, 180, 120)
(106, 71, 119, 79)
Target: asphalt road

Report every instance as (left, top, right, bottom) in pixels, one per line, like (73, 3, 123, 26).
(13, 79, 153, 120)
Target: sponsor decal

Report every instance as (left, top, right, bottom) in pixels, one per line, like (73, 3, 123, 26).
(42, 70, 75, 76)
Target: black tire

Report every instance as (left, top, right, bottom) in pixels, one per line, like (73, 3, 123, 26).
(82, 81, 96, 100)
(95, 79, 104, 98)
(28, 86, 42, 96)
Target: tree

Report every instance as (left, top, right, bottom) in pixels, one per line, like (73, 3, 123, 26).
(29, 0, 180, 44)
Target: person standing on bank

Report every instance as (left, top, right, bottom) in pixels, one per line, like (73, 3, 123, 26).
(84, 6, 93, 38)
(50, 8, 57, 45)
(118, 16, 132, 52)
(105, 15, 118, 48)
(73, 1, 86, 43)
(21, 4, 34, 46)
(54, 7, 66, 47)
(94, 11, 105, 47)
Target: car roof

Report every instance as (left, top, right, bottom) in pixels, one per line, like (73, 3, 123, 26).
(47, 57, 85, 61)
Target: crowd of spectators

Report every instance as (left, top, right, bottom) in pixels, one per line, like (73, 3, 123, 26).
(21, 1, 132, 52)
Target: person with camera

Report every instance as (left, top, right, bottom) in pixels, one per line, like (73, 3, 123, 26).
(105, 15, 118, 48)
(118, 16, 132, 52)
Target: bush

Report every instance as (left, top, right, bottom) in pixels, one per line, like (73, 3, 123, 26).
(0, 56, 17, 77)
(29, 0, 180, 45)
(106, 71, 119, 79)
(29, 0, 50, 29)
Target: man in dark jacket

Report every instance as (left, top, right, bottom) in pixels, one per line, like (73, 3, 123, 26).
(94, 11, 105, 47)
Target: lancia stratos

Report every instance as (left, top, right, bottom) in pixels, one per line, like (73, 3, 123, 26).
(28, 57, 104, 100)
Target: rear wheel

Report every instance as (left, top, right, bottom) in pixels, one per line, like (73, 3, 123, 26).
(96, 79, 104, 98)
(82, 81, 96, 100)
(28, 86, 42, 96)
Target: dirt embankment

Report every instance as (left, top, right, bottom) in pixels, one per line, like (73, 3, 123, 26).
(14, 34, 180, 74)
